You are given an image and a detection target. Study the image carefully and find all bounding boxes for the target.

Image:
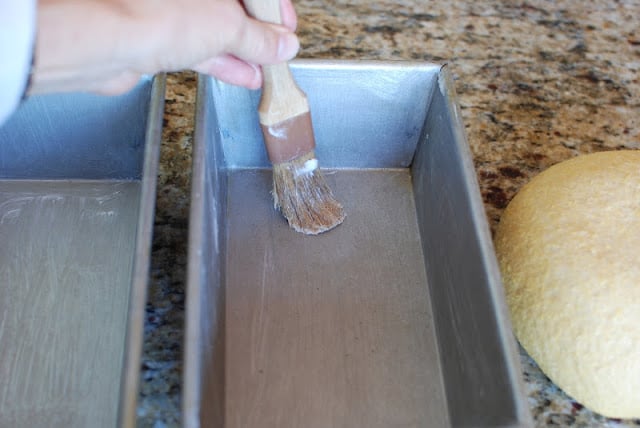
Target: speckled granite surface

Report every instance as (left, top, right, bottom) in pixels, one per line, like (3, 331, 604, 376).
(137, 1, 640, 427)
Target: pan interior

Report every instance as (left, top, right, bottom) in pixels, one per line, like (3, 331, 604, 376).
(0, 180, 140, 428)
(223, 168, 449, 428)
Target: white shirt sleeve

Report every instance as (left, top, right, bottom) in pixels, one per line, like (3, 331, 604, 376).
(0, 0, 37, 127)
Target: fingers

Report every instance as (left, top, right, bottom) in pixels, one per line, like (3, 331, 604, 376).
(227, 19, 299, 65)
(240, 0, 297, 30)
(228, 0, 299, 65)
(193, 54, 263, 89)
(198, 1, 301, 89)
(279, 0, 298, 31)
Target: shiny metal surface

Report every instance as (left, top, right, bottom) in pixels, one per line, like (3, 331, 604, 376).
(0, 75, 165, 428)
(210, 60, 438, 169)
(185, 61, 531, 427)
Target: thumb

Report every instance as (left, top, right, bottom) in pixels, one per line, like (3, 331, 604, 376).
(228, 19, 299, 65)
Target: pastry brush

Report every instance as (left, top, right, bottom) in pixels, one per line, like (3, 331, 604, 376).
(245, 0, 345, 235)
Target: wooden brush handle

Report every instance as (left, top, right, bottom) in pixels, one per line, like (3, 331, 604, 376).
(244, 0, 309, 126)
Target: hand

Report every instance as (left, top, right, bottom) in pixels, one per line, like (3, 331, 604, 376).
(31, 0, 300, 95)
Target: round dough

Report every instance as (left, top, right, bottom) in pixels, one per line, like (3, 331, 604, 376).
(495, 150, 640, 418)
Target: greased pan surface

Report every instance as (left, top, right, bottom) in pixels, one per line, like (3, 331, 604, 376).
(0, 75, 165, 428)
(185, 61, 531, 427)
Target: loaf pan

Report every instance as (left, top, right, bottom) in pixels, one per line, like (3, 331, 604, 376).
(0, 75, 165, 428)
(184, 61, 532, 427)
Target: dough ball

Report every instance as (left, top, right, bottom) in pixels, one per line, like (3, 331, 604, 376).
(495, 150, 640, 418)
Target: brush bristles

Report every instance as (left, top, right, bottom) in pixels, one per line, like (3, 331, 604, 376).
(272, 151, 345, 235)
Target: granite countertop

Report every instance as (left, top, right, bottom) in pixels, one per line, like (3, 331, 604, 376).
(137, 1, 640, 426)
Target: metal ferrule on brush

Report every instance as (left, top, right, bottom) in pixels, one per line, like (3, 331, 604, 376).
(261, 112, 316, 165)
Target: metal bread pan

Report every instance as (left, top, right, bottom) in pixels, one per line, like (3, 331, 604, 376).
(184, 60, 532, 427)
(0, 75, 165, 428)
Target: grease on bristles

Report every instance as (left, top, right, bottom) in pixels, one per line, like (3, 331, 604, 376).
(272, 151, 345, 235)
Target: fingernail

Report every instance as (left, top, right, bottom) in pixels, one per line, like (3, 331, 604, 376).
(277, 32, 300, 61)
(249, 63, 262, 89)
